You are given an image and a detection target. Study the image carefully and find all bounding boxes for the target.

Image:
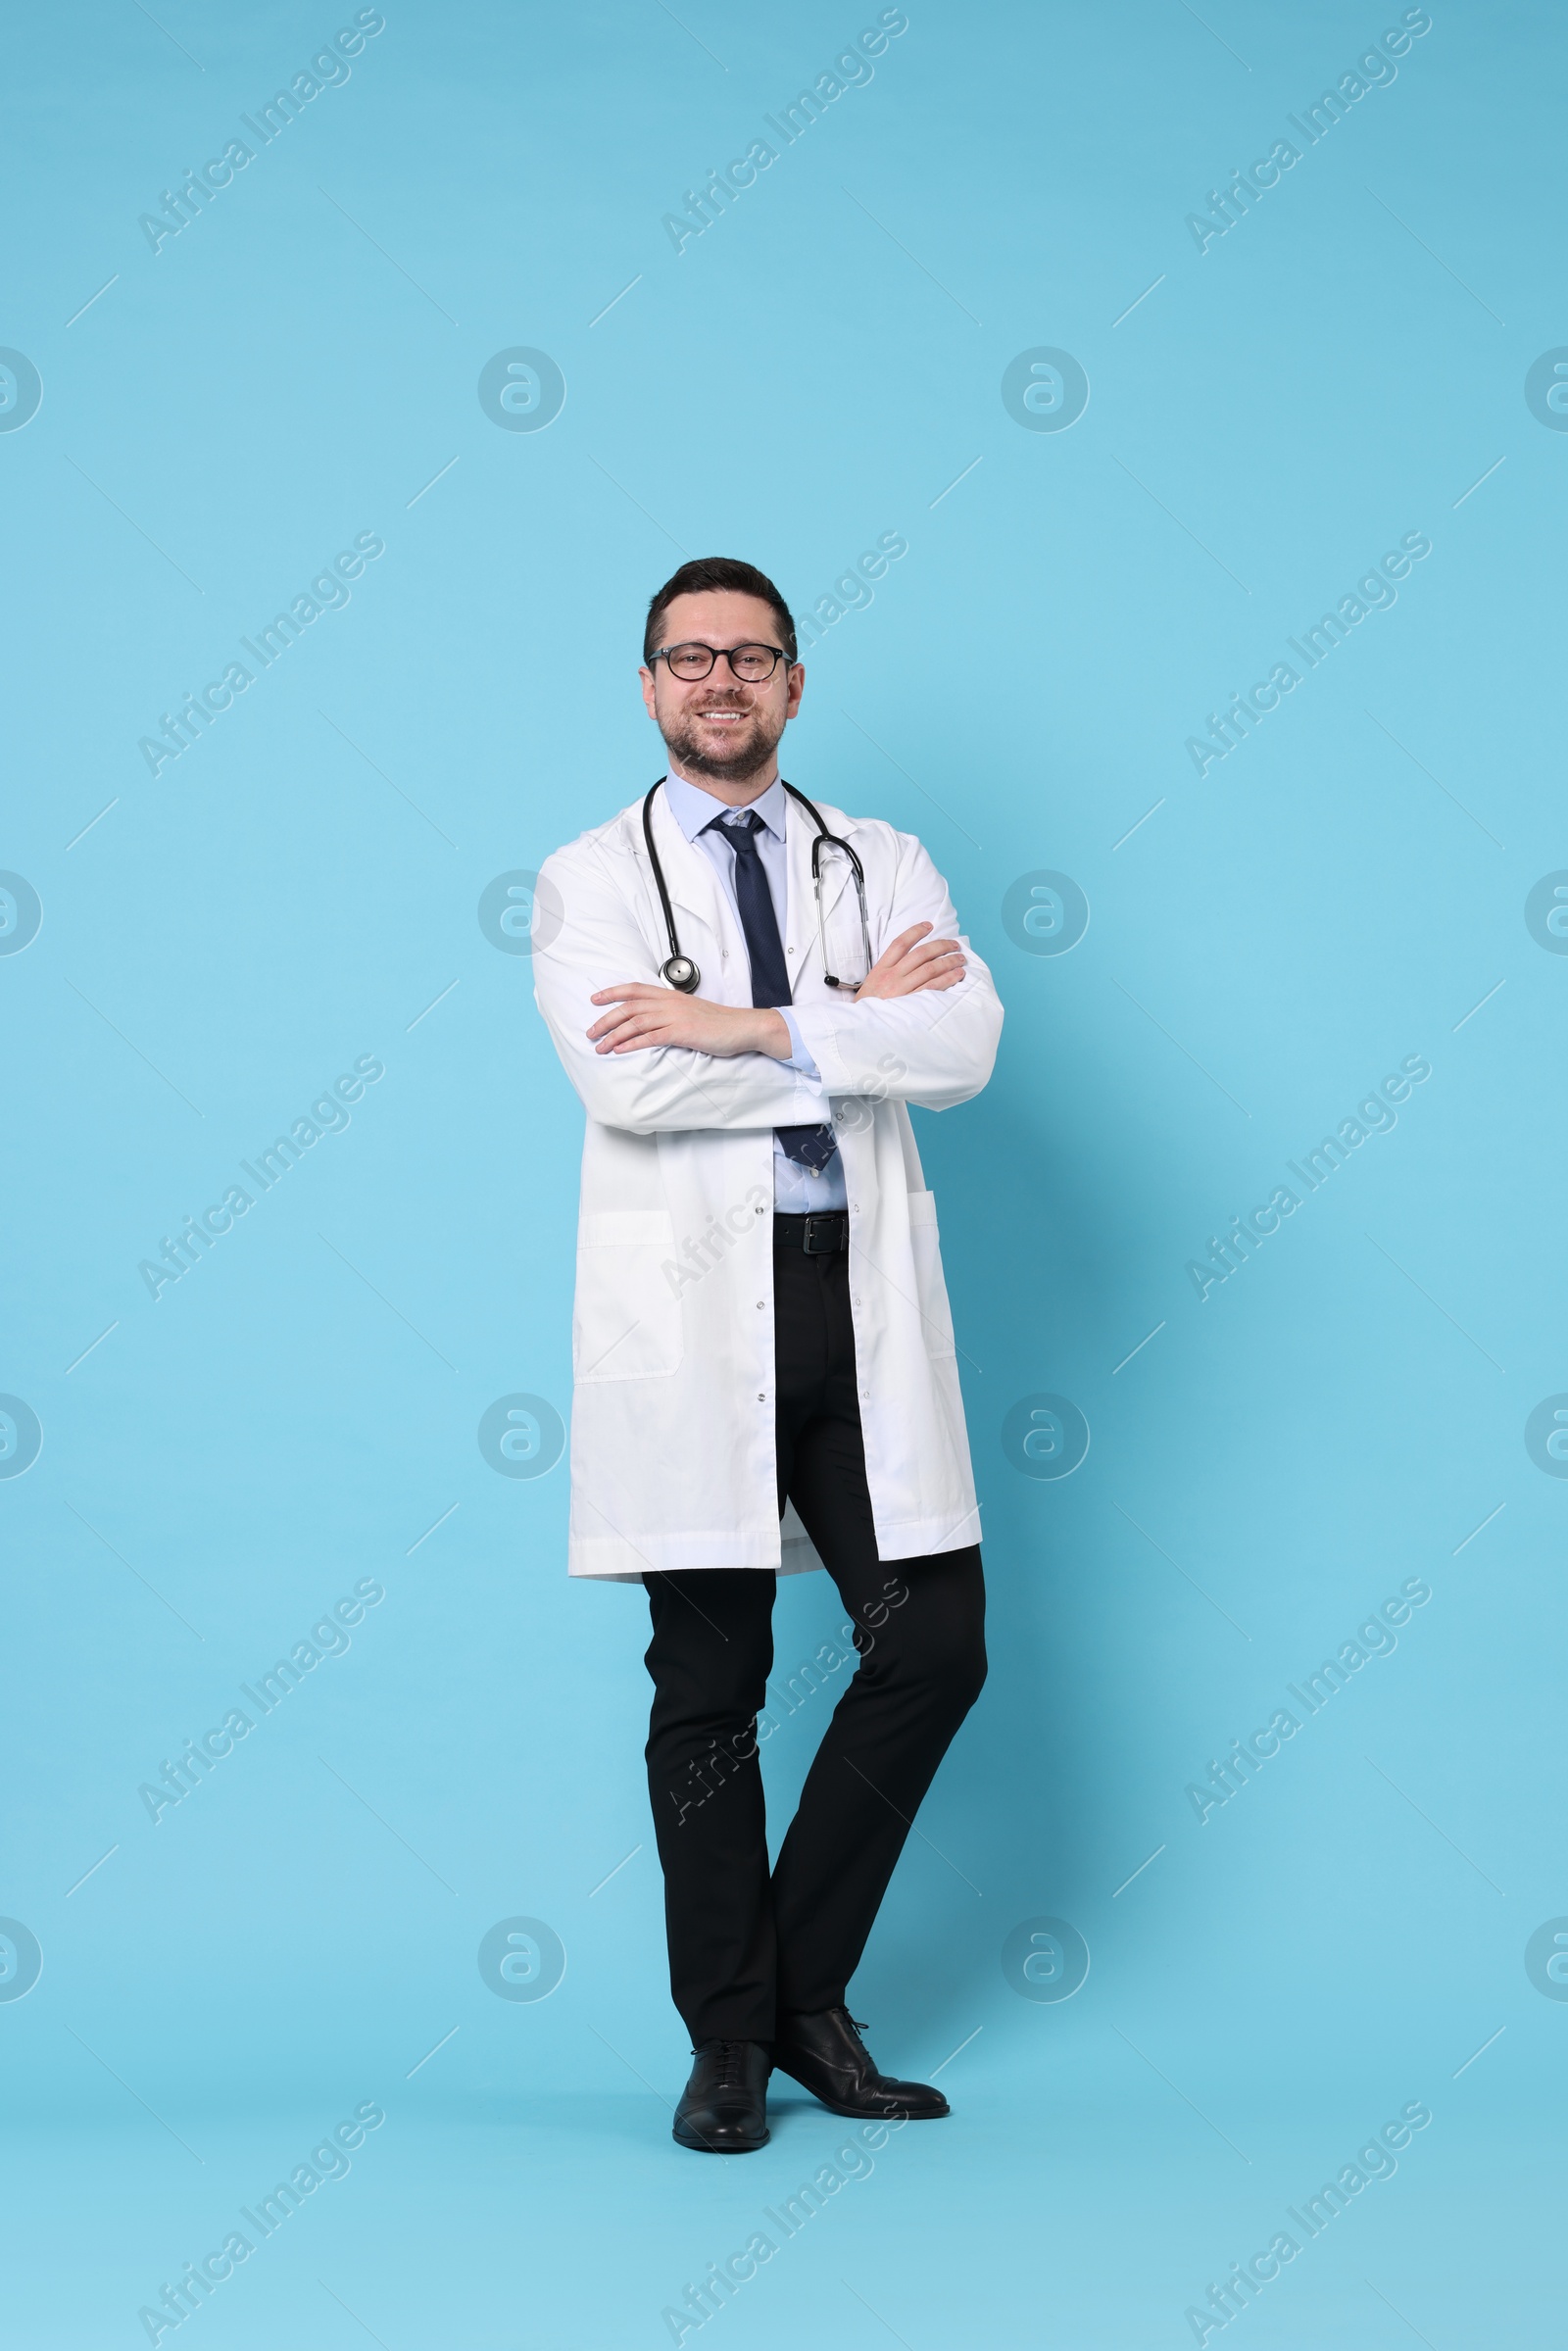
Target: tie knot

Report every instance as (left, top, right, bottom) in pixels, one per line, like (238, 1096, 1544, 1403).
(713, 810, 764, 859)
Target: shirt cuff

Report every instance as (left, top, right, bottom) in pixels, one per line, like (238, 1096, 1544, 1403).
(777, 1009, 822, 1079)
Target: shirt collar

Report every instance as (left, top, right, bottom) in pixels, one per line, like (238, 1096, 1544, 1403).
(662, 768, 789, 847)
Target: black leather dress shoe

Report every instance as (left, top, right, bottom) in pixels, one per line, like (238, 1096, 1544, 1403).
(771, 2007, 949, 2121)
(672, 2038, 771, 2153)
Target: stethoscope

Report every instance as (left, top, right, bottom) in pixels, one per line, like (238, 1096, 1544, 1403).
(641, 776, 872, 995)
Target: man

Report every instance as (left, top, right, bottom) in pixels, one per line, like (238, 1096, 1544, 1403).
(532, 557, 1002, 2154)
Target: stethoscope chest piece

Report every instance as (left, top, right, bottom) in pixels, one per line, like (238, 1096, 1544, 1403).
(661, 954, 700, 993)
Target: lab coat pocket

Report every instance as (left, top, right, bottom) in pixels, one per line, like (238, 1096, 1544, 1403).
(906, 1191, 956, 1357)
(574, 1209, 684, 1381)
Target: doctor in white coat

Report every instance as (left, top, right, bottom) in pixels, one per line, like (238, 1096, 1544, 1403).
(533, 557, 1002, 2156)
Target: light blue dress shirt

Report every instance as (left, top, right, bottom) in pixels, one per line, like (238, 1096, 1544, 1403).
(661, 768, 848, 1213)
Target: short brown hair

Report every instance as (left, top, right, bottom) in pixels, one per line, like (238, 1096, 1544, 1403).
(643, 557, 797, 666)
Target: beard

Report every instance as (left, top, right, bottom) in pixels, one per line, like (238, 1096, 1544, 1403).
(658, 696, 787, 785)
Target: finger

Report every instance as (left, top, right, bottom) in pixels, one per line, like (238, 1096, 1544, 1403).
(589, 983, 655, 1006)
(888, 972, 962, 998)
(889, 955, 966, 996)
(587, 991, 668, 1037)
(897, 949, 965, 983)
(901, 936, 962, 966)
(590, 1007, 655, 1048)
(870, 922, 934, 969)
(609, 1016, 678, 1053)
(607, 1002, 690, 1052)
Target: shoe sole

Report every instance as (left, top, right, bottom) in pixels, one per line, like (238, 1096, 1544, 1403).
(672, 2125, 770, 2153)
(796, 2098, 948, 2121)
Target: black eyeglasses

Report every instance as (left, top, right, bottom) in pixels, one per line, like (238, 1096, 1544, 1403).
(651, 641, 791, 682)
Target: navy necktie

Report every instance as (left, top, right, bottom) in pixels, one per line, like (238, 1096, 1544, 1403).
(710, 811, 838, 1177)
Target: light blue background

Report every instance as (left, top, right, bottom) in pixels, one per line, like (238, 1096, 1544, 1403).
(4, 2, 1564, 2342)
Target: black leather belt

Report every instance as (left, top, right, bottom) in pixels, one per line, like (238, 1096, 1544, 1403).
(773, 1210, 849, 1254)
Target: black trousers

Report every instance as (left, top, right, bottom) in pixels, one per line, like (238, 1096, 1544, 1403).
(643, 1231, 987, 2044)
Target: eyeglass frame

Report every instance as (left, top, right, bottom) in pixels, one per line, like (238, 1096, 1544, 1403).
(648, 640, 796, 682)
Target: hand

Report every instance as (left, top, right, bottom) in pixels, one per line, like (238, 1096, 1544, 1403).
(588, 985, 792, 1058)
(854, 922, 966, 1001)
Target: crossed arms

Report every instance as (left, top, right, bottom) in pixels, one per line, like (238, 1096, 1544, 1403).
(532, 826, 1003, 1134)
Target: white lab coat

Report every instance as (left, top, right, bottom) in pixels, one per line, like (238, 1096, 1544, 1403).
(532, 783, 1004, 1580)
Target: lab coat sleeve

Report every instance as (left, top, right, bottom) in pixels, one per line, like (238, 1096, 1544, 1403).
(788, 832, 1004, 1111)
(531, 837, 831, 1135)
